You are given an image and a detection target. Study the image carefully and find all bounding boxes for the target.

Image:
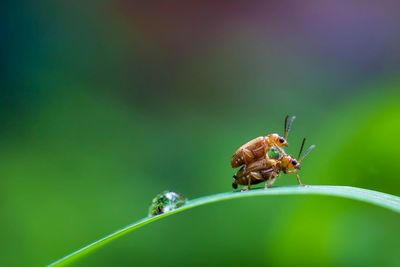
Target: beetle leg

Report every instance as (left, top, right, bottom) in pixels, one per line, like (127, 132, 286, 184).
(274, 144, 285, 155)
(240, 184, 250, 192)
(296, 173, 305, 186)
(250, 172, 263, 180)
(265, 178, 276, 189)
(240, 177, 252, 192)
(286, 170, 305, 186)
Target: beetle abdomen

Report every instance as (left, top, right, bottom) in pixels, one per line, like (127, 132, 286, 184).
(230, 153, 243, 168)
(232, 181, 238, 189)
(230, 137, 266, 168)
(233, 175, 265, 186)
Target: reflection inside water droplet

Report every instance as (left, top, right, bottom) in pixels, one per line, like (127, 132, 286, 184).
(148, 191, 187, 216)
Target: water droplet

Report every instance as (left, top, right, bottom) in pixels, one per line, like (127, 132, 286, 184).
(267, 146, 281, 159)
(148, 191, 187, 216)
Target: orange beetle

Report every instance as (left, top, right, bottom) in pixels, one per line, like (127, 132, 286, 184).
(230, 115, 295, 168)
(232, 138, 315, 191)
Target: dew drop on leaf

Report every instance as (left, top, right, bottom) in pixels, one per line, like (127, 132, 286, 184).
(148, 191, 188, 216)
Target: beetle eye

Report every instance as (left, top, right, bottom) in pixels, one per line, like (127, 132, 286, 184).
(279, 137, 285, 143)
(291, 160, 297, 165)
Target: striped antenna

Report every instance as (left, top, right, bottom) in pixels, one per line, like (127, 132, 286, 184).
(299, 144, 316, 162)
(297, 138, 306, 159)
(284, 115, 296, 140)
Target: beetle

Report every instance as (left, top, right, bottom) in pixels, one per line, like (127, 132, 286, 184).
(232, 138, 315, 191)
(230, 115, 296, 168)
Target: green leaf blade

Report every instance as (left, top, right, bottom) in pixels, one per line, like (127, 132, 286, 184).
(48, 185, 400, 267)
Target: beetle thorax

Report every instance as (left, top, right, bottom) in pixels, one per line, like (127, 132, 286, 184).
(280, 155, 292, 171)
(266, 133, 279, 143)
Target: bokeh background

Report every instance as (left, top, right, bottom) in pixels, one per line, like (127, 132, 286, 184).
(2, 1, 400, 266)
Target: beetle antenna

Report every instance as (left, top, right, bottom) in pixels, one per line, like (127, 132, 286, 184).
(284, 115, 296, 140)
(284, 115, 288, 138)
(299, 144, 316, 162)
(297, 138, 306, 159)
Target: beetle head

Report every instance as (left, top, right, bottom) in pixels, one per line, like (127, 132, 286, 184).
(269, 133, 288, 147)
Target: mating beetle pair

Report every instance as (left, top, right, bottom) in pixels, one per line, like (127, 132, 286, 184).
(231, 116, 315, 191)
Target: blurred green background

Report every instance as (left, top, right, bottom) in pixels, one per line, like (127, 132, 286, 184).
(1, 1, 400, 266)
